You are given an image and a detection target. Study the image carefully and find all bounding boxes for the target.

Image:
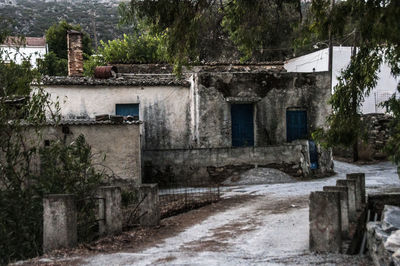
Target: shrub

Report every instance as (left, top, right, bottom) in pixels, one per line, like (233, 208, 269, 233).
(37, 51, 68, 76)
(97, 33, 166, 64)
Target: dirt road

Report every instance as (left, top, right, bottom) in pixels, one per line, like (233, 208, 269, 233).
(31, 161, 400, 265)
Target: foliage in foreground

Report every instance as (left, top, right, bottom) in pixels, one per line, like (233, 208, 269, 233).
(309, 0, 400, 162)
(0, 39, 106, 263)
(384, 88, 400, 169)
(0, 88, 108, 264)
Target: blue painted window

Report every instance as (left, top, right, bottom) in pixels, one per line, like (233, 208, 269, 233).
(116, 104, 139, 117)
(286, 110, 308, 142)
(231, 104, 254, 147)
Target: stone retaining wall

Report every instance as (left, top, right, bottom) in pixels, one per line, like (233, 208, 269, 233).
(367, 205, 400, 266)
(334, 113, 393, 160)
(144, 143, 311, 185)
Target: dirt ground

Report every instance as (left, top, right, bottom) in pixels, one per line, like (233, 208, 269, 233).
(16, 160, 400, 266)
(21, 195, 256, 266)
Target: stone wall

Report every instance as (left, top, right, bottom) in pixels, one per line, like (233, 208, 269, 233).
(193, 71, 331, 147)
(43, 84, 191, 150)
(367, 205, 400, 266)
(334, 113, 393, 160)
(43, 69, 331, 150)
(42, 67, 333, 182)
(143, 142, 311, 185)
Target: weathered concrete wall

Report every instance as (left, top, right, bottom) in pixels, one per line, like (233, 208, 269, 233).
(309, 191, 342, 253)
(42, 69, 332, 182)
(40, 122, 142, 183)
(144, 143, 310, 185)
(193, 71, 331, 146)
(44, 85, 191, 150)
(43, 70, 331, 150)
(43, 194, 77, 253)
(368, 193, 400, 219)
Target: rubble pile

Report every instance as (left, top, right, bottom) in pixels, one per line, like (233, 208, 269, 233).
(367, 205, 400, 265)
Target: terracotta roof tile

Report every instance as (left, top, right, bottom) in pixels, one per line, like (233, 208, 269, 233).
(2, 36, 46, 47)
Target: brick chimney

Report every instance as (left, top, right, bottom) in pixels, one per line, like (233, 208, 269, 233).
(67, 30, 84, 77)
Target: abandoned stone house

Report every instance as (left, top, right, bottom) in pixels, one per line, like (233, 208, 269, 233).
(40, 31, 334, 185)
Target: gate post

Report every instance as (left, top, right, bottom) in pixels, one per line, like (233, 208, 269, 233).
(323, 186, 350, 239)
(347, 173, 366, 206)
(309, 191, 342, 253)
(139, 184, 160, 227)
(337, 179, 357, 222)
(43, 194, 77, 253)
(98, 186, 122, 235)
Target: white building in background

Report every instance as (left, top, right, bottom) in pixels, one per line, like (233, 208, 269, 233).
(284, 46, 400, 114)
(0, 36, 47, 68)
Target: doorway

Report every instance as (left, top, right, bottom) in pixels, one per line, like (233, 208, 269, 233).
(231, 104, 254, 147)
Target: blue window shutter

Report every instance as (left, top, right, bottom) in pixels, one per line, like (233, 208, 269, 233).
(116, 104, 139, 116)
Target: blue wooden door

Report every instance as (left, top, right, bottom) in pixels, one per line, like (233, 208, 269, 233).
(116, 104, 139, 116)
(286, 110, 307, 142)
(231, 104, 254, 147)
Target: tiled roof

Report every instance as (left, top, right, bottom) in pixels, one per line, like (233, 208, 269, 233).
(2, 36, 46, 47)
(58, 119, 142, 125)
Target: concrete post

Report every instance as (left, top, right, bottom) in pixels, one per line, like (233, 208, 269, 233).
(43, 194, 77, 253)
(139, 184, 160, 227)
(323, 186, 349, 239)
(347, 173, 366, 205)
(337, 179, 357, 222)
(309, 191, 342, 253)
(98, 186, 122, 236)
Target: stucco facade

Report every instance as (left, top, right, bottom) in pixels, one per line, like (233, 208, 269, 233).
(42, 66, 333, 183)
(41, 122, 142, 184)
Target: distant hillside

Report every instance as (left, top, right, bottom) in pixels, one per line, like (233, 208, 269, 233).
(0, 0, 133, 48)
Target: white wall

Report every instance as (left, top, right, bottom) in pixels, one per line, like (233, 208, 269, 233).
(44, 85, 192, 149)
(284, 46, 400, 114)
(0, 46, 47, 68)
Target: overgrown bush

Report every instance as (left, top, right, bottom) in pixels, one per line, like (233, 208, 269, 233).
(0, 92, 108, 263)
(83, 33, 166, 74)
(37, 51, 68, 76)
(83, 54, 105, 77)
(0, 49, 108, 263)
(384, 89, 400, 176)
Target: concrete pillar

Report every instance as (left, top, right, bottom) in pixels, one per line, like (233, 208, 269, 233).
(347, 173, 366, 205)
(323, 186, 349, 239)
(98, 186, 122, 235)
(337, 179, 357, 222)
(309, 191, 342, 253)
(139, 184, 160, 227)
(43, 194, 77, 253)
(67, 30, 84, 77)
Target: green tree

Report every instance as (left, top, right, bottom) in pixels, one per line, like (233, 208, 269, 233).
(38, 20, 92, 76)
(309, 0, 400, 162)
(46, 20, 92, 60)
(222, 0, 302, 62)
(0, 24, 107, 263)
(36, 51, 68, 77)
(119, 0, 302, 73)
(84, 32, 166, 77)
